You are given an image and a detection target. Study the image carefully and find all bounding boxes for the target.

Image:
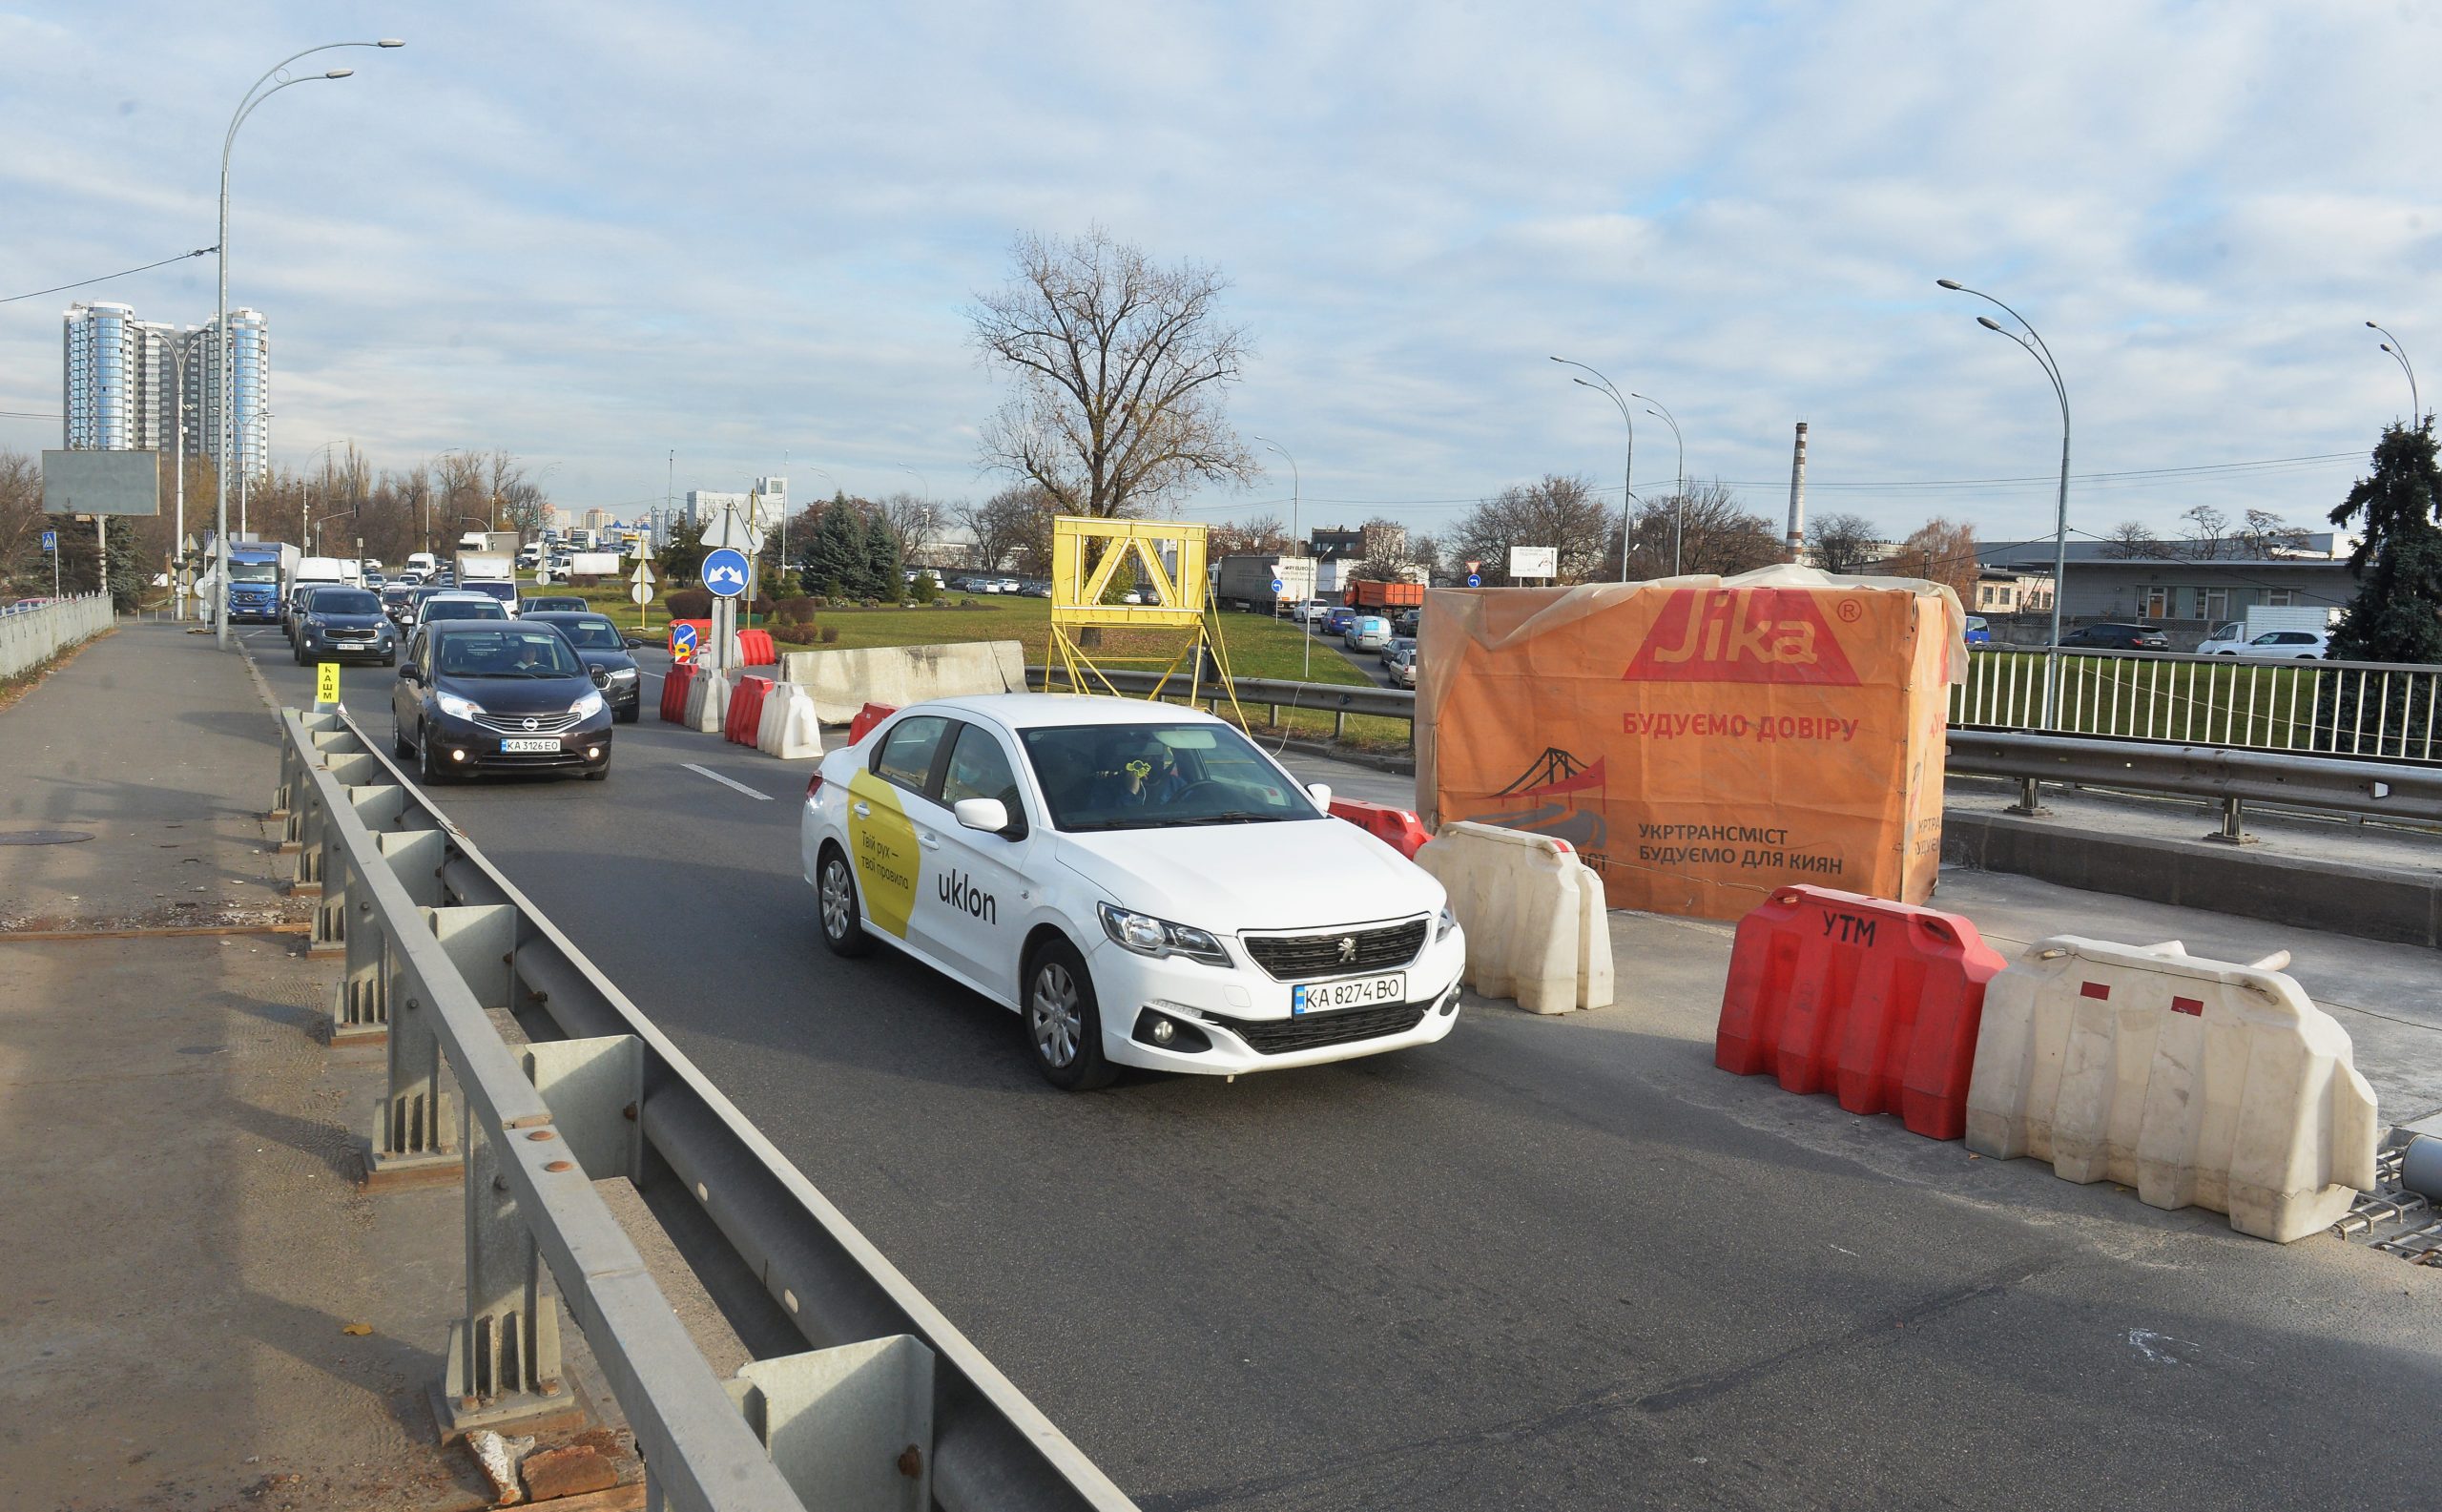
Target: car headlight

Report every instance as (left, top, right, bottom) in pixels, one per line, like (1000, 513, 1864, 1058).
(435, 692, 486, 720)
(1435, 904, 1459, 942)
(569, 691, 606, 718)
(1098, 902, 1231, 967)
(606, 667, 637, 680)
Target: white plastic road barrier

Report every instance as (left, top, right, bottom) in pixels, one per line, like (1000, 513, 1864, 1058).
(777, 640, 1026, 724)
(1966, 936, 2379, 1242)
(1414, 820, 1613, 1014)
(685, 668, 731, 735)
(756, 681, 823, 759)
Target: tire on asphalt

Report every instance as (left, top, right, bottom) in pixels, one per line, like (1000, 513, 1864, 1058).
(1024, 935, 1115, 1091)
(816, 843, 872, 958)
(417, 722, 449, 785)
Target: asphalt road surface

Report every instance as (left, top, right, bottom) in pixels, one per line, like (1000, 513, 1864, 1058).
(253, 630, 2439, 1511)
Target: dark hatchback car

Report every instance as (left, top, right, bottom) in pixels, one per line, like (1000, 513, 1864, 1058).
(519, 611, 648, 722)
(380, 582, 416, 627)
(2059, 622, 2172, 652)
(522, 595, 590, 615)
(391, 622, 614, 783)
(292, 586, 398, 666)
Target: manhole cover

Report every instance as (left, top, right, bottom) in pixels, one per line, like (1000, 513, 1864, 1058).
(0, 830, 93, 846)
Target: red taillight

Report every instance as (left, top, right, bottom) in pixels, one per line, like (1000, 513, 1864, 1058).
(805, 772, 823, 800)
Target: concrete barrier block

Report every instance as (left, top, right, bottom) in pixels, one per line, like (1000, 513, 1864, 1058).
(756, 682, 823, 759)
(776, 640, 1026, 723)
(685, 669, 731, 735)
(1966, 936, 2380, 1242)
(1415, 820, 1583, 1014)
(1574, 866, 1614, 1010)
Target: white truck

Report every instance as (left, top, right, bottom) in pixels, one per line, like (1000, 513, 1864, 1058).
(565, 551, 625, 581)
(455, 551, 519, 612)
(2197, 605, 2335, 655)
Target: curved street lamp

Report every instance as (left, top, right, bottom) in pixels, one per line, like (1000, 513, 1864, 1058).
(1252, 435, 1308, 681)
(1629, 392, 1685, 575)
(2369, 321, 2419, 424)
(213, 38, 403, 649)
(1552, 357, 1634, 581)
(1938, 278, 2070, 735)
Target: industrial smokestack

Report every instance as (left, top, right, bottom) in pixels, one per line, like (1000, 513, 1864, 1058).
(1786, 421, 1809, 561)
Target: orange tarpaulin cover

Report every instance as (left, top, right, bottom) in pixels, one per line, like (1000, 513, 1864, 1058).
(1416, 566, 1967, 921)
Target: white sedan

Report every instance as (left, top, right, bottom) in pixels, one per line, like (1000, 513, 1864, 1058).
(800, 694, 1466, 1088)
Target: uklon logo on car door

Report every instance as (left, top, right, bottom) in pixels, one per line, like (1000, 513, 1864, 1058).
(846, 769, 921, 939)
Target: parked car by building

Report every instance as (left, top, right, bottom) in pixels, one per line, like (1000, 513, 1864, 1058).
(1963, 615, 1991, 645)
(2217, 629, 2332, 660)
(2057, 622, 2171, 652)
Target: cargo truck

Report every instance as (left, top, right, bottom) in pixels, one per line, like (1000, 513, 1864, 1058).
(1346, 578, 1427, 611)
(565, 551, 625, 582)
(219, 539, 296, 623)
(2195, 605, 2338, 655)
(1214, 554, 1316, 613)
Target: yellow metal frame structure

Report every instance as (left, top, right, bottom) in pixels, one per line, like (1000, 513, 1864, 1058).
(1045, 515, 1248, 726)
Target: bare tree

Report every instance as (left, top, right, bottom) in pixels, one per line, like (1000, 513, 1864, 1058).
(1621, 482, 1782, 579)
(2238, 507, 2311, 558)
(958, 485, 1054, 572)
(2181, 503, 2230, 559)
(970, 226, 1258, 518)
(1208, 513, 1293, 558)
(1808, 511, 1882, 575)
(1352, 515, 1415, 581)
(1448, 474, 1617, 584)
(1890, 516, 1980, 601)
(2103, 520, 2163, 559)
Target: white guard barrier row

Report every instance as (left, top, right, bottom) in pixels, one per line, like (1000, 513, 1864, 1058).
(1966, 936, 2380, 1242)
(756, 681, 822, 759)
(1415, 820, 1614, 1015)
(684, 666, 730, 735)
(0, 593, 114, 681)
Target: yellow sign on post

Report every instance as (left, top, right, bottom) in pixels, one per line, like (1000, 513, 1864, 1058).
(314, 661, 341, 708)
(1045, 515, 1244, 723)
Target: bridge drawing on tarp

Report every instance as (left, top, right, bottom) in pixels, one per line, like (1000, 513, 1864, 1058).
(1466, 745, 1609, 856)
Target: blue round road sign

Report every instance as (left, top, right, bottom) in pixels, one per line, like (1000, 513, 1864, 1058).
(702, 548, 751, 597)
(1271, 577, 1285, 592)
(672, 622, 699, 653)
(1466, 572, 1481, 588)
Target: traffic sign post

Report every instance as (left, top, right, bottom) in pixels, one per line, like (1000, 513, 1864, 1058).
(314, 661, 340, 710)
(631, 561, 655, 631)
(702, 546, 750, 673)
(1467, 573, 1482, 589)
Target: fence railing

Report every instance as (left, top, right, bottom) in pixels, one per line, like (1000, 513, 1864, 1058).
(0, 591, 114, 680)
(274, 706, 1137, 1512)
(1949, 647, 2442, 763)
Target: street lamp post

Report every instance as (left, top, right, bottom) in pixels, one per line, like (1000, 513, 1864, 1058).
(213, 37, 403, 650)
(1630, 392, 1685, 575)
(2369, 321, 2420, 424)
(167, 336, 192, 618)
(1551, 358, 1634, 582)
(1939, 278, 2071, 748)
(1252, 436, 1307, 681)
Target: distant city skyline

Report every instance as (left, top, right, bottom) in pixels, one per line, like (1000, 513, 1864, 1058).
(9, 4, 2441, 544)
(58, 298, 269, 481)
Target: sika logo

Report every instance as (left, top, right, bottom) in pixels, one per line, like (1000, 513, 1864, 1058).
(1622, 589, 1862, 685)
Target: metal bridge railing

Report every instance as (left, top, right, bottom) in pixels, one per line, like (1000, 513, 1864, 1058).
(273, 706, 1137, 1512)
(1949, 647, 2442, 763)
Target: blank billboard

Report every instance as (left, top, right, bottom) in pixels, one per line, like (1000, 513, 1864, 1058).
(42, 449, 161, 517)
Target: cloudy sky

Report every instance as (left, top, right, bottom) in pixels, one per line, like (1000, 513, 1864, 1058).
(5, 1, 2437, 549)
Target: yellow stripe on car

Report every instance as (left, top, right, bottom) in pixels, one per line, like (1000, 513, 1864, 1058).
(846, 769, 921, 939)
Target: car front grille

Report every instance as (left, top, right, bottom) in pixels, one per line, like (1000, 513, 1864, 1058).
(1207, 1002, 1430, 1055)
(1240, 918, 1429, 982)
(472, 710, 581, 735)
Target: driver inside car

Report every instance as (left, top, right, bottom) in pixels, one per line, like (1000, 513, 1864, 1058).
(1090, 735, 1190, 808)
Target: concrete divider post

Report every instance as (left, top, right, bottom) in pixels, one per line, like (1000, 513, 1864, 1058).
(434, 1110, 578, 1440)
(727, 1336, 936, 1510)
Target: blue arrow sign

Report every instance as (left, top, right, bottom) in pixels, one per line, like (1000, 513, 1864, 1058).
(1466, 572, 1481, 588)
(672, 622, 699, 662)
(40, 530, 56, 552)
(701, 548, 750, 597)
(1271, 577, 1284, 592)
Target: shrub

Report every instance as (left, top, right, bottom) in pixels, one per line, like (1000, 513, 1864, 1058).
(911, 572, 938, 605)
(776, 595, 817, 624)
(770, 621, 821, 646)
(666, 588, 713, 620)
(818, 626, 840, 644)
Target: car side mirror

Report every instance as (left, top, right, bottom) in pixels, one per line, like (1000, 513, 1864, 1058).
(1306, 782, 1333, 809)
(953, 797, 1013, 836)
(398, 664, 420, 683)
(624, 635, 647, 649)
(589, 665, 610, 688)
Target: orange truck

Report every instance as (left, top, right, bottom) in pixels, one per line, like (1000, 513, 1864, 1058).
(1347, 579, 1426, 610)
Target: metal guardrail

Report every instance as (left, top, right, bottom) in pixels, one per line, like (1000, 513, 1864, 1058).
(274, 706, 1136, 1512)
(1031, 666, 1416, 738)
(1949, 646, 2442, 763)
(0, 590, 114, 680)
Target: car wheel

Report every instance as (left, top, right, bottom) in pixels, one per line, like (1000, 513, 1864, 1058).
(617, 705, 639, 724)
(383, 652, 396, 668)
(392, 712, 411, 759)
(1024, 938, 1114, 1091)
(417, 722, 449, 785)
(292, 642, 306, 665)
(584, 763, 610, 781)
(817, 845, 871, 958)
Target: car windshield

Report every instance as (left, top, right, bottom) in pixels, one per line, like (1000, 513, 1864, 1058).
(426, 600, 507, 621)
(313, 590, 381, 614)
(435, 628, 585, 678)
(559, 618, 624, 649)
(230, 560, 279, 581)
(1019, 721, 1322, 832)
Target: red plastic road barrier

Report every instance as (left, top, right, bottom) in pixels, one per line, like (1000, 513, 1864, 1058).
(659, 663, 698, 723)
(1327, 797, 1432, 860)
(726, 675, 775, 744)
(848, 702, 898, 745)
(667, 619, 713, 661)
(1714, 884, 2006, 1141)
(735, 628, 776, 666)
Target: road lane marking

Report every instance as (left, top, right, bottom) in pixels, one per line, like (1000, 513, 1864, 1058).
(683, 763, 772, 800)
